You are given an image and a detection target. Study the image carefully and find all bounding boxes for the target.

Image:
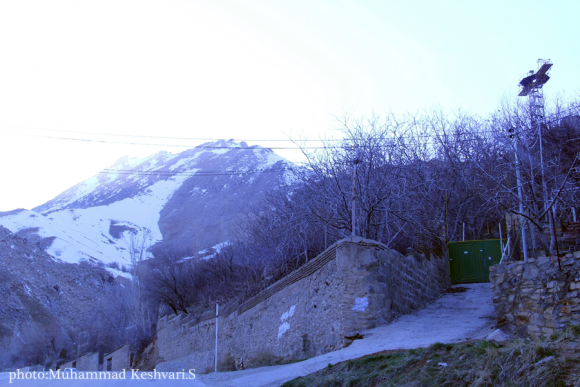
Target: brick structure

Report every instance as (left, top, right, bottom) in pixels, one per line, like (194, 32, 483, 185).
(156, 237, 450, 372)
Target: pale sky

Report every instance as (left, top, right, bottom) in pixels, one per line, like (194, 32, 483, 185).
(0, 0, 578, 211)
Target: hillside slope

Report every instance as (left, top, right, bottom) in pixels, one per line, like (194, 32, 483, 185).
(0, 225, 114, 344)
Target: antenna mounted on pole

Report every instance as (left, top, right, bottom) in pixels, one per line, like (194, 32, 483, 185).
(514, 59, 554, 262)
(518, 59, 552, 97)
(519, 59, 552, 133)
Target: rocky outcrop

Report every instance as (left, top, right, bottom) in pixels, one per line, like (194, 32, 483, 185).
(0, 225, 114, 341)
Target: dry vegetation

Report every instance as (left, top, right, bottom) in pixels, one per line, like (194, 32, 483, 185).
(147, 97, 580, 319)
(282, 326, 580, 387)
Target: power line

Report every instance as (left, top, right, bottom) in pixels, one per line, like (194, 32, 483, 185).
(0, 122, 469, 141)
(1, 131, 445, 148)
(0, 129, 564, 149)
(0, 124, 487, 143)
(2, 132, 324, 149)
(0, 127, 508, 146)
(100, 168, 293, 177)
(1, 124, 333, 142)
(2, 107, 577, 149)
(2, 129, 428, 148)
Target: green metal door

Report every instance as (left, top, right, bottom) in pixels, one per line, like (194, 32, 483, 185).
(448, 239, 503, 284)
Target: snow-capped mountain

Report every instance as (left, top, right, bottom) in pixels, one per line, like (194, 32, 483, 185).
(0, 140, 293, 267)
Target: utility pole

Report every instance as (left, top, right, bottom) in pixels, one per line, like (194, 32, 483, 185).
(516, 59, 553, 260)
(215, 303, 219, 373)
(513, 131, 529, 262)
(351, 149, 361, 237)
(518, 59, 554, 256)
(536, 62, 557, 255)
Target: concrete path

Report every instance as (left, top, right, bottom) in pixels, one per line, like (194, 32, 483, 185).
(198, 283, 495, 387)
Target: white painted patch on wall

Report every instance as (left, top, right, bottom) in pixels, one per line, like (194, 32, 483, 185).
(280, 305, 296, 322)
(352, 297, 369, 312)
(278, 322, 290, 339)
(278, 304, 296, 339)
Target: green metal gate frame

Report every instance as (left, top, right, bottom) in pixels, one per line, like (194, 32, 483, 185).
(448, 239, 503, 284)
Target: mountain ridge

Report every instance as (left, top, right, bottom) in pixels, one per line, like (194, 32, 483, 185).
(0, 140, 294, 267)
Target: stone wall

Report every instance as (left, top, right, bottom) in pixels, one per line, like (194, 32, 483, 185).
(156, 237, 449, 372)
(105, 345, 133, 371)
(490, 251, 580, 337)
(60, 360, 73, 370)
(77, 352, 99, 371)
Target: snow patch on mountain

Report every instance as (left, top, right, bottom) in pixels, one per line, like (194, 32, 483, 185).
(0, 173, 189, 264)
(35, 151, 180, 214)
(106, 267, 133, 279)
(0, 140, 294, 267)
(169, 151, 201, 171)
(198, 241, 231, 260)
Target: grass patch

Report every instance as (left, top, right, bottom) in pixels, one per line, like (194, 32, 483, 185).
(428, 342, 453, 351)
(282, 329, 580, 387)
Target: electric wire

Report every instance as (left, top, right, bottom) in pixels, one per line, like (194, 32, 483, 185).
(1, 107, 577, 149)
(1, 124, 333, 142)
(4, 105, 578, 142)
(99, 168, 294, 177)
(0, 130, 541, 149)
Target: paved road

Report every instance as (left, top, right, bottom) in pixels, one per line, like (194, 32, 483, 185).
(1, 283, 494, 387)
